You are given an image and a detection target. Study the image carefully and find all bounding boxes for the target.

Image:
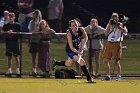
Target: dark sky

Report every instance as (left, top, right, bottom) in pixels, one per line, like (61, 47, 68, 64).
(0, 0, 140, 33)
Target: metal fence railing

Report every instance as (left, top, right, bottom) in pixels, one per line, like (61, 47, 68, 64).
(0, 33, 140, 78)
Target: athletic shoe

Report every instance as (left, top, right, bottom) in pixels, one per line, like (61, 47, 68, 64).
(94, 74, 101, 78)
(102, 76, 111, 80)
(6, 69, 12, 74)
(31, 71, 37, 76)
(87, 78, 96, 83)
(42, 72, 50, 78)
(116, 76, 122, 81)
(16, 68, 20, 74)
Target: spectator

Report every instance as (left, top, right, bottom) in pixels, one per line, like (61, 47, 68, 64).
(38, 19, 55, 77)
(17, 0, 34, 32)
(48, 0, 64, 33)
(28, 9, 42, 75)
(103, 13, 128, 80)
(2, 12, 21, 74)
(85, 18, 105, 78)
(0, 10, 9, 31)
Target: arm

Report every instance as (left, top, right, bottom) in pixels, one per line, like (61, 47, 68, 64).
(95, 26, 105, 35)
(48, 28, 56, 34)
(43, 28, 56, 34)
(28, 21, 32, 32)
(118, 25, 128, 34)
(1, 24, 7, 33)
(80, 27, 88, 50)
(105, 24, 111, 36)
(84, 25, 91, 34)
(2, 28, 14, 34)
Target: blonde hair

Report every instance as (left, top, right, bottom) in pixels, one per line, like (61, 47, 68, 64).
(111, 13, 119, 18)
(3, 10, 9, 15)
(39, 19, 49, 31)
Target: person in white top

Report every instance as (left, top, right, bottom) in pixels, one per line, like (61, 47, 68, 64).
(103, 13, 128, 80)
(28, 9, 42, 75)
(0, 10, 9, 31)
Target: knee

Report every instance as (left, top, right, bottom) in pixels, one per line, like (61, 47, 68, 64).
(65, 62, 73, 67)
(104, 58, 109, 64)
(115, 61, 120, 66)
(114, 59, 120, 65)
(79, 59, 86, 66)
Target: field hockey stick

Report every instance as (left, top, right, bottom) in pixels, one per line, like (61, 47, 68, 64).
(77, 49, 84, 63)
(77, 41, 86, 63)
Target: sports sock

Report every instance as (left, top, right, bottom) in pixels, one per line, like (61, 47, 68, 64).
(55, 60, 66, 66)
(81, 65, 91, 81)
(117, 75, 121, 77)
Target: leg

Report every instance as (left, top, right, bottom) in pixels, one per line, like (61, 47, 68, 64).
(94, 51, 101, 76)
(75, 62, 81, 75)
(112, 43, 122, 80)
(103, 58, 110, 75)
(114, 59, 122, 80)
(52, 57, 74, 69)
(114, 59, 121, 75)
(31, 53, 37, 74)
(103, 58, 111, 80)
(74, 55, 96, 83)
(7, 56, 12, 69)
(60, 57, 74, 67)
(14, 55, 20, 69)
(14, 55, 20, 74)
(88, 50, 94, 75)
(6, 56, 12, 74)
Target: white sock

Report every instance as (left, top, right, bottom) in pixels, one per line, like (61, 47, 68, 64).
(16, 68, 20, 71)
(106, 75, 110, 77)
(117, 75, 121, 77)
(33, 68, 36, 72)
(8, 68, 12, 72)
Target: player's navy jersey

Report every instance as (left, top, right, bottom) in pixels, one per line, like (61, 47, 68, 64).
(66, 28, 83, 53)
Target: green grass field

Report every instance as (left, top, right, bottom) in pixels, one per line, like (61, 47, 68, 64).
(0, 39, 140, 74)
(0, 78, 139, 93)
(0, 39, 140, 93)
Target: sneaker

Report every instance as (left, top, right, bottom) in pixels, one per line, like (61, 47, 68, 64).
(87, 78, 96, 83)
(16, 68, 20, 74)
(94, 74, 101, 78)
(31, 71, 37, 76)
(6, 69, 12, 74)
(42, 72, 50, 78)
(90, 74, 94, 77)
(52, 59, 57, 70)
(102, 76, 111, 81)
(116, 76, 122, 81)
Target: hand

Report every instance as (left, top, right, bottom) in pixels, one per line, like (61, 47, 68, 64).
(78, 51, 83, 56)
(82, 47, 87, 51)
(92, 33, 98, 37)
(7, 30, 13, 33)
